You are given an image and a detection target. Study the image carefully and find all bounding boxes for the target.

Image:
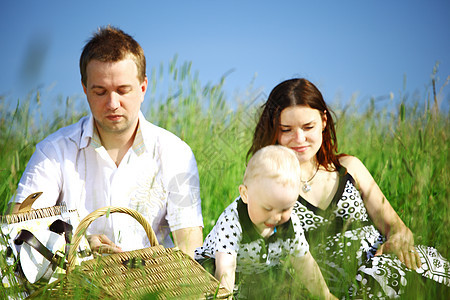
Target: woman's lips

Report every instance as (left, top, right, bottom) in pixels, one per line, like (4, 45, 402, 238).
(264, 223, 275, 228)
(291, 146, 308, 153)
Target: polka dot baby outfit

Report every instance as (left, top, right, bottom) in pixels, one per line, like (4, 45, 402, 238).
(195, 197, 309, 275)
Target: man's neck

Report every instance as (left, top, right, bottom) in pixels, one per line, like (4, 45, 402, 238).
(96, 124, 138, 167)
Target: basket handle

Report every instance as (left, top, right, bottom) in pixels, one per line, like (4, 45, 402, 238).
(67, 206, 159, 272)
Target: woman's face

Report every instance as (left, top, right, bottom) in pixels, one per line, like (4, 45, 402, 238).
(277, 105, 326, 164)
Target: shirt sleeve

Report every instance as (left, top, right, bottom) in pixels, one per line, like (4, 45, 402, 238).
(10, 139, 62, 209)
(163, 136, 203, 231)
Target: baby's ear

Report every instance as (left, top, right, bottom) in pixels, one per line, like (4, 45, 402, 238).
(239, 184, 248, 203)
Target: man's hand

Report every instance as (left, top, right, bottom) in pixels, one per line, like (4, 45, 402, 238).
(87, 234, 123, 254)
(172, 226, 203, 258)
(375, 228, 421, 270)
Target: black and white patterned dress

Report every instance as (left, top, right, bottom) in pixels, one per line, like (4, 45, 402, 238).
(195, 197, 309, 275)
(294, 167, 449, 298)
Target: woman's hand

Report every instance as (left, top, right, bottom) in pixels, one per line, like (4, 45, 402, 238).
(375, 226, 421, 270)
(87, 234, 123, 254)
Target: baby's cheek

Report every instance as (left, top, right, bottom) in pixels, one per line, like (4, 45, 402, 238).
(280, 216, 290, 225)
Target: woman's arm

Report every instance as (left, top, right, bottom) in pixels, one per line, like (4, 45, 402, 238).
(340, 156, 421, 269)
(215, 251, 237, 293)
(290, 252, 337, 299)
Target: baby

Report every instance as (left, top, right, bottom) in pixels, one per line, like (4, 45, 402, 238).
(195, 145, 336, 299)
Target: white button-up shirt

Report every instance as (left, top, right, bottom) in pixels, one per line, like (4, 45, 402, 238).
(11, 112, 203, 251)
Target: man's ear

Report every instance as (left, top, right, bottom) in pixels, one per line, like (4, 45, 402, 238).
(82, 81, 87, 95)
(139, 76, 148, 104)
(141, 76, 148, 93)
(239, 184, 248, 204)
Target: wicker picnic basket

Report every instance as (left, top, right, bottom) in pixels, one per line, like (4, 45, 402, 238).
(30, 206, 231, 299)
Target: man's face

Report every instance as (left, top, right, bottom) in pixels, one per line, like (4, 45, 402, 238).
(82, 58, 147, 137)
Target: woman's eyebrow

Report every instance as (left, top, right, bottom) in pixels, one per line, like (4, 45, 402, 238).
(280, 120, 315, 127)
(303, 121, 315, 126)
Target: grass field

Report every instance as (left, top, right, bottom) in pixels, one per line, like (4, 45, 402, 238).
(1, 60, 448, 298)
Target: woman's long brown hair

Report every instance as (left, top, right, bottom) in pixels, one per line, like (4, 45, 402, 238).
(247, 78, 344, 171)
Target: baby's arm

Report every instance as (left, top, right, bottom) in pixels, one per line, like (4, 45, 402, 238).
(290, 251, 337, 300)
(215, 251, 237, 292)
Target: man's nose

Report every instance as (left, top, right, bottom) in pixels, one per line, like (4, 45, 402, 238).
(106, 92, 120, 110)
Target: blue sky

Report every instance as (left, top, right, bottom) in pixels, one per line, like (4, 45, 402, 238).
(1, 0, 449, 112)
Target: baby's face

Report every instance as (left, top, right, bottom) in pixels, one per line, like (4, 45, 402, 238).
(240, 177, 298, 238)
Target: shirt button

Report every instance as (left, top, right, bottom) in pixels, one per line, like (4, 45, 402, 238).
(262, 254, 267, 259)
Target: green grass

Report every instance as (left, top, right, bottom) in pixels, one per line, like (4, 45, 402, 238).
(0, 58, 448, 298)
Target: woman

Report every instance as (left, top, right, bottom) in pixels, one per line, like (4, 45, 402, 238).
(247, 78, 449, 298)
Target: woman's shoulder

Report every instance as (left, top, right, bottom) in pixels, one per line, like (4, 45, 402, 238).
(338, 155, 379, 196)
(338, 155, 370, 187)
(339, 155, 365, 172)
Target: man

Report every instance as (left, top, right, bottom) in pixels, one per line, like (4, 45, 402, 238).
(8, 26, 203, 258)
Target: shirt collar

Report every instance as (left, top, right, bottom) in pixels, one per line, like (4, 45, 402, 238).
(79, 114, 94, 149)
(132, 119, 145, 156)
(79, 112, 147, 156)
(237, 197, 295, 244)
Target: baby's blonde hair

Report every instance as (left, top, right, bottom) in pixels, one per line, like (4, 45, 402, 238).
(243, 145, 300, 189)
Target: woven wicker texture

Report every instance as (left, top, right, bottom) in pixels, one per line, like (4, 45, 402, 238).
(78, 245, 230, 299)
(33, 206, 231, 299)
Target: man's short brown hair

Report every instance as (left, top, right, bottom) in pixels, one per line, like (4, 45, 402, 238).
(80, 25, 146, 86)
